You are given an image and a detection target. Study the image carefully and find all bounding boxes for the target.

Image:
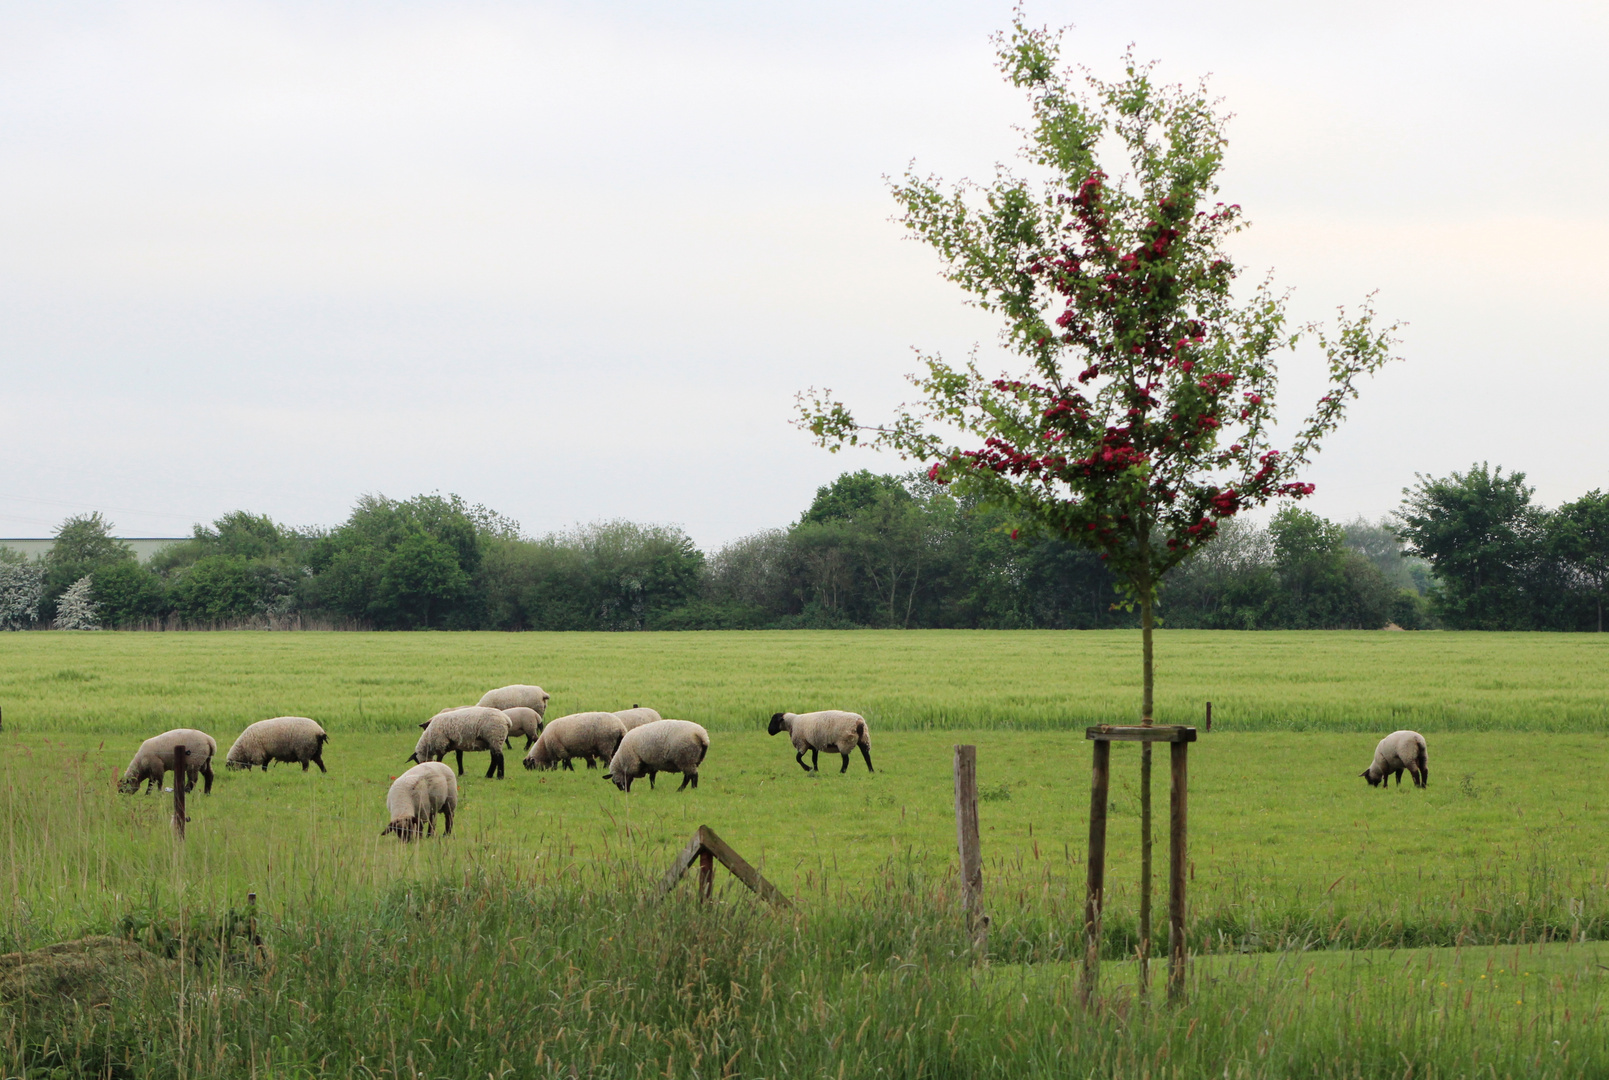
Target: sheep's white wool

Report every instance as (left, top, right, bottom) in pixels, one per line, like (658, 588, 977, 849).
(478, 685, 551, 717)
(384, 762, 458, 839)
(614, 707, 663, 731)
(1364, 730, 1428, 787)
(226, 717, 329, 772)
(607, 719, 710, 792)
(413, 708, 511, 763)
(119, 729, 218, 794)
(768, 710, 874, 773)
(523, 712, 626, 771)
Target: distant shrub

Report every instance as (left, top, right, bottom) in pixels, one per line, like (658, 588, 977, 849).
(53, 575, 100, 630)
(0, 562, 45, 629)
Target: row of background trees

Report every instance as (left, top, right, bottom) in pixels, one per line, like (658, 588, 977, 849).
(0, 463, 1603, 632)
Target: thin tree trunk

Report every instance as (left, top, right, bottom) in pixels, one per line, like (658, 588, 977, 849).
(1139, 588, 1155, 997)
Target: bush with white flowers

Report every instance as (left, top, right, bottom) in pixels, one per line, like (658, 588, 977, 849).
(54, 575, 101, 631)
(0, 562, 45, 630)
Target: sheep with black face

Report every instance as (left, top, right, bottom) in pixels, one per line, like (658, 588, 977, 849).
(768, 710, 873, 773)
(1361, 730, 1428, 788)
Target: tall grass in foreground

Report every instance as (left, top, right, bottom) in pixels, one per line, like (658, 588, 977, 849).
(5, 864, 1607, 1079)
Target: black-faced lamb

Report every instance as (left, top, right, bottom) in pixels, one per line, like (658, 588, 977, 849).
(382, 761, 458, 840)
(614, 705, 663, 731)
(768, 710, 873, 773)
(606, 719, 709, 792)
(118, 729, 218, 795)
(225, 716, 329, 772)
(477, 684, 550, 719)
(1361, 730, 1429, 788)
(410, 706, 511, 779)
(523, 711, 626, 771)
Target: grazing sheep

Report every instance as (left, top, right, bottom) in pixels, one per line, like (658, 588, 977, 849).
(606, 719, 709, 792)
(382, 761, 458, 840)
(1361, 730, 1429, 788)
(118, 729, 218, 795)
(523, 711, 626, 772)
(501, 706, 544, 750)
(225, 716, 329, 773)
(477, 684, 551, 719)
(768, 710, 873, 773)
(410, 707, 511, 779)
(614, 705, 663, 731)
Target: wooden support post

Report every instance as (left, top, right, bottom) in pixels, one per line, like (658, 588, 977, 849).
(1204, 701, 1212, 732)
(1082, 738, 1110, 1003)
(658, 826, 792, 908)
(953, 745, 986, 958)
(698, 849, 714, 903)
(172, 744, 187, 840)
(1169, 739, 1189, 1000)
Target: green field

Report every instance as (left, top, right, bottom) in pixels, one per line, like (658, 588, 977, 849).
(2, 629, 1607, 734)
(3, 630, 1608, 1077)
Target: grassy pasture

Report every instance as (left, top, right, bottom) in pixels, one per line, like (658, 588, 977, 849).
(2, 628, 1607, 734)
(3, 629, 1608, 1077)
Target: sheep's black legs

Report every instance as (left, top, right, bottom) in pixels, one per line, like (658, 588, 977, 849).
(795, 749, 810, 772)
(443, 806, 454, 836)
(486, 750, 505, 779)
(201, 764, 214, 794)
(525, 736, 535, 751)
(314, 754, 326, 773)
(648, 771, 657, 790)
(840, 752, 850, 773)
(677, 772, 696, 791)
(859, 744, 874, 772)
(810, 748, 819, 772)
(562, 759, 575, 771)
(455, 750, 465, 776)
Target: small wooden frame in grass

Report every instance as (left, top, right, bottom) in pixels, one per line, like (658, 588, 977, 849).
(659, 825, 791, 908)
(1083, 725, 1196, 1004)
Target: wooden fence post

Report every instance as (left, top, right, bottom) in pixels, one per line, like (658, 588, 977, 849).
(698, 849, 714, 903)
(953, 745, 986, 958)
(172, 744, 187, 840)
(1205, 701, 1212, 732)
(1169, 739, 1189, 1000)
(1081, 738, 1110, 1003)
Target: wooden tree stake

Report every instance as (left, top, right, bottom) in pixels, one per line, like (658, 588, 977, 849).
(1084, 725, 1195, 1005)
(1081, 738, 1110, 1003)
(172, 744, 187, 840)
(953, 745, 987, 958)
(1169, 739, 1189, 1000)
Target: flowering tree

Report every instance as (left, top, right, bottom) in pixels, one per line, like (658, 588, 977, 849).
(54, 575, 102, 631)
(0, 561, 45, 630)
(799, 21, 1397, 976)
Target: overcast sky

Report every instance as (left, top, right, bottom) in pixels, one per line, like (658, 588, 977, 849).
(1, 0, 1604, 547)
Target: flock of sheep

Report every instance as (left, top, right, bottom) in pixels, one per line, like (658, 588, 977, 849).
(115, 683, 876, 841)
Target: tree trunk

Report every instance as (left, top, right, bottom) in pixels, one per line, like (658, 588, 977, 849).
(1138, 589, 1155, 997)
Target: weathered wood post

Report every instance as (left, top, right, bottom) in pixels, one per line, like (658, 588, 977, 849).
(247, 891, 258, 952)
(1169, 739, 1189, 1000)
(698, 849, 714, 903)
(172, 743, 187, 840)
(953, 745, 986, 958)
(1205, 701, 1212, 732)
(1081, 738, 1110, 1003)
(1084, 725, 1195, 1004)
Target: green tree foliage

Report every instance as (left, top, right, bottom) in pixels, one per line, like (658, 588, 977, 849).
(42, 513, 136, 620)
(89, 561, 168, 628)
(306, 494, 486, 629)
(1397, 464, 1547, 630)
(1546, 490, 1609, 632)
